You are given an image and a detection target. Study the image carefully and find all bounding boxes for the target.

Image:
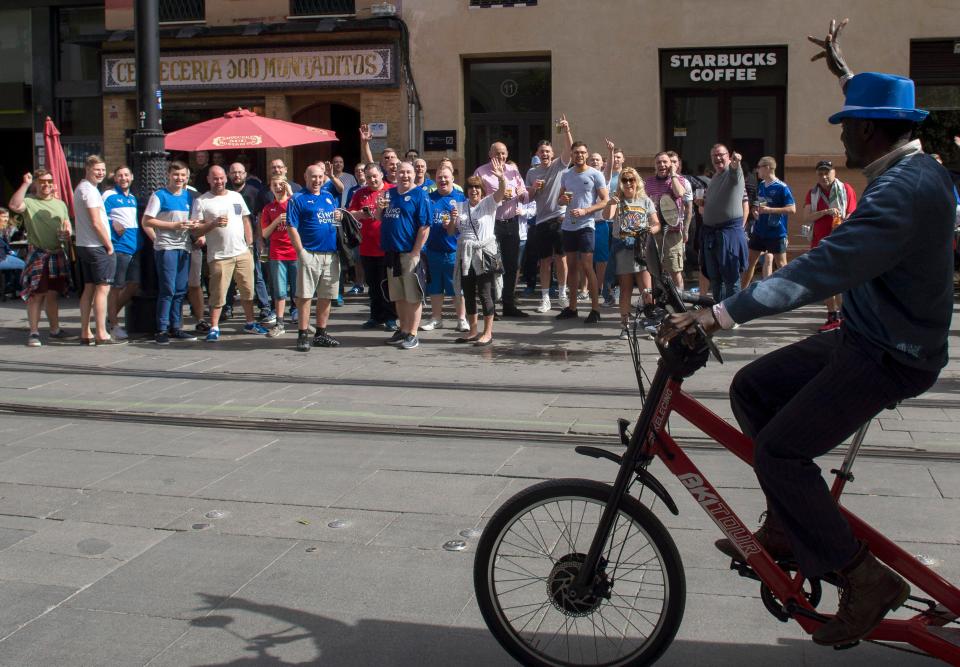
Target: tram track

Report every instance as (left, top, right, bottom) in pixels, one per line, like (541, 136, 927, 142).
(1, 360, 958, 409)
(1, 400, 959, 463)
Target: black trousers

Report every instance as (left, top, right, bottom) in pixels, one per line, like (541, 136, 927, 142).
(360, 255, 397, 323)
(462, 267, 495, 316)
(729, 327, 939, 577)
(521, 223, 538, 289)
(494, 218, 520, 308)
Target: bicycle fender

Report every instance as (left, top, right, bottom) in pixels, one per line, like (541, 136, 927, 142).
(574, 447, 679, 516)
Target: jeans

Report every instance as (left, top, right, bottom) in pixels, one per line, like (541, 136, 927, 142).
(0, 254, 26, 271)
(155, 248, 190, 332)
(730, 327, 939, 577)
(494, 218, 520, 308)
(361, 255, 397, 323)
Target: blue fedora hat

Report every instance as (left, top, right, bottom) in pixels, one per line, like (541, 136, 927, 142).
(828, 72, 929, 124)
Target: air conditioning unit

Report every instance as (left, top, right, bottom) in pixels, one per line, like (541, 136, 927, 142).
(371, 2, 397, 16)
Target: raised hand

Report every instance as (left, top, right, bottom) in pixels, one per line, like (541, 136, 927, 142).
(359, 124, 372, 143)
(808, 18, 852, 80)
(604, 137, 615, 152)
(730, 151, 742, 168)
(490, 155, 505, 178)
(558, 113, 570, 133)
(22, 172, 32, 186)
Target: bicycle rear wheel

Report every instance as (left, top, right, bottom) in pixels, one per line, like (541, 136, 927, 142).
(474, 478, 685, 667)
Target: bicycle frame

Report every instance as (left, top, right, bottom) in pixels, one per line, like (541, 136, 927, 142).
(603, 358, 960, 661)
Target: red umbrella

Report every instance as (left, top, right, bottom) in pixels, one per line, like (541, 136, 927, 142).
(164, 108, 338, 151)
(43, 117, 75, 218)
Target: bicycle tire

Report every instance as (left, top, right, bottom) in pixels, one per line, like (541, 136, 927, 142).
(474, 478, 685, 667)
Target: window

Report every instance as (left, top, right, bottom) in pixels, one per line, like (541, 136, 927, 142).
(289, 0, 356, 17)
(469, 1, 537, 6)
(911, 39, 960, 171)
(159, 0, 205, 24)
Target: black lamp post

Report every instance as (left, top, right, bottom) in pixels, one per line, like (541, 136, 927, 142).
(128, 0, 166, 334)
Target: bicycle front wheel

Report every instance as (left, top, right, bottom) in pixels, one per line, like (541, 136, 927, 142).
(474, 479, 685, 667)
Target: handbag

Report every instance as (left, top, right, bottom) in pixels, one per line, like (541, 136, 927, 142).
(467, 203, 504, 274)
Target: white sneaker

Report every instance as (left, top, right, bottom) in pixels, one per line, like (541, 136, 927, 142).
(558, 292, 570, 309)
(455, 318, 470, 332)
(111, 325, 128, 340)
(535, 295, 551, 313)
(420, 319, 443, 331)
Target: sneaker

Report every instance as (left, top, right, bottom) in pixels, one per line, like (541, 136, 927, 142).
(619, 325, 629, 340)
(267, 323, 286, 338)
(584, 309, 601, 324)
(221, 306, 233, 321)
(384, 319, 399, 332)
(644, 323, 660, 337)
(385, 330, 405, 345)
(348, 284, 364, 295)
(288, 308, 298, 323)
(205, 329, 221, 342)
(48, 328, 71, 340)
(577, 290, 589, 303)
(258, 309, 277, 325)
(26, 333, 41, 347)
(502, 305, 529, 318)
(455, 318, 470, 332)
(613, 286, 621, 303)
(361, 318, 380, 329)
(155, 332, 170, 345)
(306, 324, 317, 335)
(555, 307, 579, 320)
(296, 331, 311, 352)
(521, 286, 536, 297)
(312, 331, 340, 348)
(603, 295, 617, 307)
(195, 320, 212, 334)
(111, 325, 129, 340)
(171, 330, 198, 342)
(535, 295, 551, 313)
(818, 318, 841, 333)
(400, 334, 419, 349)
(332, 295, 344, 307)
(558, 292, 570, 309)
(244, 322, 269, 335)
(420, 319, 443, 331)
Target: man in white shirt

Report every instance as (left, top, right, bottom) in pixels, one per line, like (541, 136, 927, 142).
(191, 166, 269, 341)
(74, 155, 118, 345)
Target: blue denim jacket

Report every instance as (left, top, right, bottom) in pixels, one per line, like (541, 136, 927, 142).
(725, 145, 955, 371)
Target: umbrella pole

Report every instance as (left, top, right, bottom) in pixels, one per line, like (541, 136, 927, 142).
(129, 0, 166, 336)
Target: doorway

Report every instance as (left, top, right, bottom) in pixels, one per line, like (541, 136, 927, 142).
(663, 88, 785, 176)
(292, 102, 360, 180)
(465, 59, 551, 175)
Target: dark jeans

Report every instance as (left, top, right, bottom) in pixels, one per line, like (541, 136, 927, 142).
(462, 267, 495, 316)
(361, 255, 397, 323)
(730, 327, 939, 577)
(154, 248, 189, 332)
(494, 218, 520, 308)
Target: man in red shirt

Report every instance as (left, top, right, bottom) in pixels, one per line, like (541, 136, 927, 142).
(348, 163, 398, 330)
(802, 160, 858, 331)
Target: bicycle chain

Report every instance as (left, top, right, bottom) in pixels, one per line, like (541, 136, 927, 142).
(861, 599, 960, 660)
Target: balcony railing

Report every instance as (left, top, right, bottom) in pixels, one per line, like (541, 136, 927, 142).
(289, 0, 356, 17)
(159, 0, 205, 24)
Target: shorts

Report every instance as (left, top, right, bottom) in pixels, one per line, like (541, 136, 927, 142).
(297, 250, 340, 301)
(208, 252, 255, 307)
(535, 218, 563, 260)
(269, 258, 298, 300)
(659, 230, 685, 273)
(387, 252, 424, 304)
(613, 246, 648, 276)
(423, 248, 456, 297)
(112, 252, 135, 286)
(127, 250, 141, 285)
(77, 246, 115, 285)
(189, 247, 203, 287)
(562, 227, 595, 255)
(593, 220, 611, 263)
(748, 236, 787, 253)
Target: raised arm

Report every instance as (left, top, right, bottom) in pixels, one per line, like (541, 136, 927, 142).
(490, 156, 507, 205)
(8, 173, 31, 213)
(558, 114, 573, 165)
(603, 137, 615, 182)
(808, 18, 853, 89)
(359, 125, 374, 166)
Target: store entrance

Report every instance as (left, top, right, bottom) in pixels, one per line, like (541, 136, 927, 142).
(663, 88, 785, 176)
(292, 103, 360, 180)
(0, 129, 33, 205)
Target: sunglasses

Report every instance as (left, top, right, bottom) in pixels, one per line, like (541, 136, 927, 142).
(621, 178, 637, 184)
(37, 179, 55, 184)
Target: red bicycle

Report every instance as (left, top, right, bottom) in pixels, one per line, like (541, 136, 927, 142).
(473, 277, 960, 666)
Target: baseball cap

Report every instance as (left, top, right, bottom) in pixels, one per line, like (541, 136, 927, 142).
(815, 160, 834, 171)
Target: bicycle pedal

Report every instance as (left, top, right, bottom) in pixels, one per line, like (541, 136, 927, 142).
(832, 640, 860, 651)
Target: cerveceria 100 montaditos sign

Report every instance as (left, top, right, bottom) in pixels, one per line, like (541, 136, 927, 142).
(660, 46, 787, 87)
(103, 46, 396, 92)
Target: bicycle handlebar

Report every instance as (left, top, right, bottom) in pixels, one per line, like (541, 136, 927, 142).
(680, 292, 716, 308)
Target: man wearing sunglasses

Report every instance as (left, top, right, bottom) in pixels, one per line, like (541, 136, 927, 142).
(8, 170, 73, 347)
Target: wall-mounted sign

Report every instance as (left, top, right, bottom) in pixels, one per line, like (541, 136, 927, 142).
(660, 46, 787, 88)
(424, 130, 457, 151)
(368, 122, 389, 138)
(103, 46, 397, 92)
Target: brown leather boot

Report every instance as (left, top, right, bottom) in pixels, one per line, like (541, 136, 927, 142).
(715, 511, 793, 561)
(812, 544, 910, 646)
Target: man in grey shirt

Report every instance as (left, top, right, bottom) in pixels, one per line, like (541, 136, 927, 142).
(700, 144, 749, 301)
(525, 120, 572, 313)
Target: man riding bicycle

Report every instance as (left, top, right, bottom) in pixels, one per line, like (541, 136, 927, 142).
(663, 19, 956, 647)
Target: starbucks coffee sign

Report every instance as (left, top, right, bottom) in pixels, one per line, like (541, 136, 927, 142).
(660, 46, 787, 88)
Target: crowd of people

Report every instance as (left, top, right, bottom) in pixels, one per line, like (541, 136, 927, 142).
(5, 120, 875, 349)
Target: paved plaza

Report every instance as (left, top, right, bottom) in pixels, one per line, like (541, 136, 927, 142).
(0, 292, 955, 665)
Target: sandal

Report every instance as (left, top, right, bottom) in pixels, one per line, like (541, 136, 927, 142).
(455, 335, 479, 344)
(79, 337, 95, 347)
(473, 339, 494, 347)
